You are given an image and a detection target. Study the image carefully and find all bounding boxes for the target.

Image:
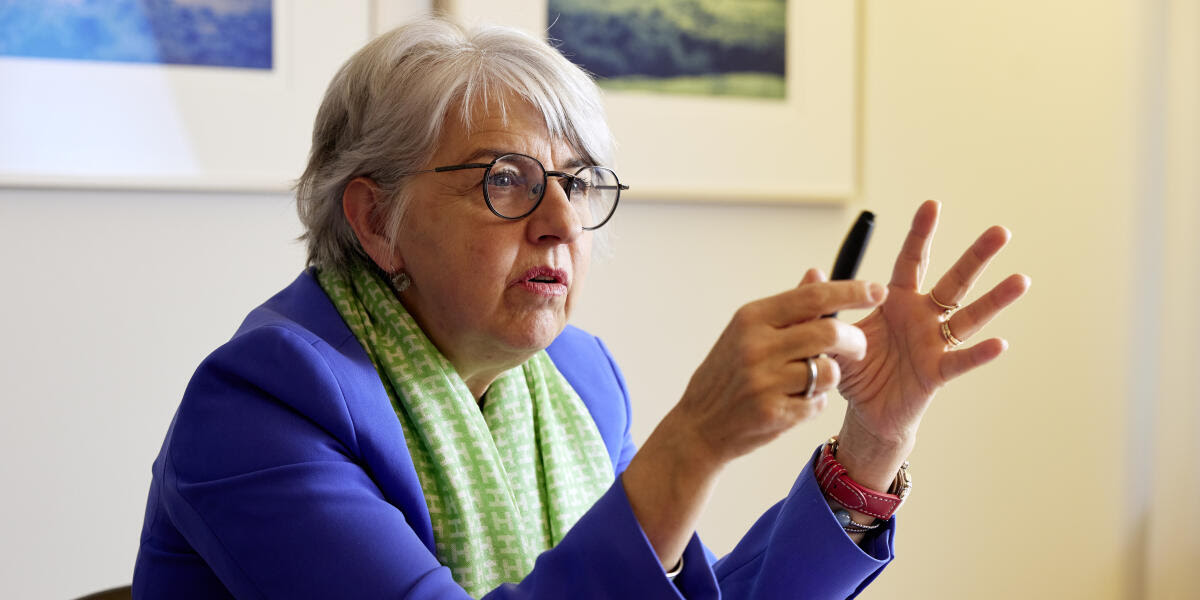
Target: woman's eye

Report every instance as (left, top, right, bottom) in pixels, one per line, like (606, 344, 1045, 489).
(566, 178, 590, 195)
(488, 170, 524, 188)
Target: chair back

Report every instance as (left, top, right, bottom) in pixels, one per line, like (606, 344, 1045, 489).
(75, 585, 132, 600)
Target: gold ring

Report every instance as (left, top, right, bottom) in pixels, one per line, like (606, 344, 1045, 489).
(941, 320, 964, 347)
(929, 290, 960, 314)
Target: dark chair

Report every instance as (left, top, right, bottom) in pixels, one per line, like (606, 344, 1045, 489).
(75, 585, 132, 600)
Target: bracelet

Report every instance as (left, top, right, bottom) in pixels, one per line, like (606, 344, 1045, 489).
(815, 436, 912, 521)
(834, 508, 882, 533)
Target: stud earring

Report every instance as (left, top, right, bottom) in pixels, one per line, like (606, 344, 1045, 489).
(391, 271, 411, 293)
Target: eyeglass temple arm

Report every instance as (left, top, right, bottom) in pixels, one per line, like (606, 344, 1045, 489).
(433, 163, 492, 173)
(424, 165, 629, 191)
(545, 170, 630, 192)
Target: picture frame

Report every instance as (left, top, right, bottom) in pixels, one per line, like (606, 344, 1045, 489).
(0, 3, 372, 192)
(444, 0, 857, 203)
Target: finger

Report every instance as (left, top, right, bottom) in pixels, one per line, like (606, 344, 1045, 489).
(782, 354, 841, 397)
(757, 280, 887, 327)
(775, 318, 869, 362)
(798, 268, 826, 286)
(784, 391, 829, 423)
(939, 338, 1008, 382)
(944, 273, 1030, 342)
(890, 200, 940, 290)
(930, 225, 1011, 306)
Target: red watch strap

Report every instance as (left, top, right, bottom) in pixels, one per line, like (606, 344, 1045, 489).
(815, 439, 905, 520)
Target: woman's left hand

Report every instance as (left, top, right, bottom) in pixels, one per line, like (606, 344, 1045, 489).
(829, 200, 1031, 490)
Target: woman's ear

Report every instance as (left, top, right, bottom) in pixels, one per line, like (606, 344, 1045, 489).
(342, 177, 403, 272)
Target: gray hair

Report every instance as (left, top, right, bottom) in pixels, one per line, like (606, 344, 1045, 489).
(295, 17, 614, 275)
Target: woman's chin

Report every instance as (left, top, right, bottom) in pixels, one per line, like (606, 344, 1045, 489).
(498, 312, 568, 354)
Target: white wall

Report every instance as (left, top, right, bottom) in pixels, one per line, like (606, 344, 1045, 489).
(0, 188, 305, 597)
(1, 1, 1194, 598)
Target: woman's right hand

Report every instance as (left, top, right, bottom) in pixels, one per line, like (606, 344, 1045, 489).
(669, 274, 888, 467)
(620, 273, 886, 570)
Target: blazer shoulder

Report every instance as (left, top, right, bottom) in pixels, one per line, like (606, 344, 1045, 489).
(547, 325, 632, 468)
(546, 324, 625, 394)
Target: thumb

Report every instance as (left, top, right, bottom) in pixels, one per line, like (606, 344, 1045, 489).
(799, 268, 828, 286)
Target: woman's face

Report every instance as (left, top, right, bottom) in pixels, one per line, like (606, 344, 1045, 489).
(391, 97, 593, 381)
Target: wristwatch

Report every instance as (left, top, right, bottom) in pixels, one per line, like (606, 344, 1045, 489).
(815, 436, 912, 521)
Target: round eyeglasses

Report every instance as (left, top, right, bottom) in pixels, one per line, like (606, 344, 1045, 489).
(398, 153, 627, 230)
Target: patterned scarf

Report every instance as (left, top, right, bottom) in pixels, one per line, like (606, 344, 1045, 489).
(317, 260, 613, 596)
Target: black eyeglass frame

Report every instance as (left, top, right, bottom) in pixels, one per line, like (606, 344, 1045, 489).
(396, 152, 628, 230)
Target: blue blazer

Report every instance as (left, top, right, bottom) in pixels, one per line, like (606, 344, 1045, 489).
(133, 271, 893, 599)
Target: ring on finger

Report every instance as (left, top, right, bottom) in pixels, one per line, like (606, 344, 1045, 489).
(929, 290, 961, 316)
(802, 355, 820, 398)
(941, 320, 964, 347)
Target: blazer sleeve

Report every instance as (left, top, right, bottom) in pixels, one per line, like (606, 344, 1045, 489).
(552, 328, 896, 599)
(708, 450, 895, 599)
(153, 324, 716, 600)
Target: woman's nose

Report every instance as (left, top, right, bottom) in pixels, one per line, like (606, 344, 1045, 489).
(525, 177, 583, 245)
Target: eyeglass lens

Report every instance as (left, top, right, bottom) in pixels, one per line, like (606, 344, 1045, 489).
(485, 154, 619, 229)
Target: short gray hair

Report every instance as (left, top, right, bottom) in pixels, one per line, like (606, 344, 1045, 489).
(295, 17, 614, 275)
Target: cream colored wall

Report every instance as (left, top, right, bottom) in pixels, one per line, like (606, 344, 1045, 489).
(1147, 0, 1200, 597)
(859, 1, 1134, 596)
(1, 1, 1193, 598)
(576, 0, 1177, 598)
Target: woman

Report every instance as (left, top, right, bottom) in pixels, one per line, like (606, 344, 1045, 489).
(133, 17, 1029, 599)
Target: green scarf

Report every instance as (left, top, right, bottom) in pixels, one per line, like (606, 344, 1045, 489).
(317, 260, 614, 596)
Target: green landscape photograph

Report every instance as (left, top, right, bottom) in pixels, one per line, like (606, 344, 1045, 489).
(547, 0, 787, 99)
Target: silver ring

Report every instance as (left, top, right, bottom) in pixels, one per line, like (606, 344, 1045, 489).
(803, 356, 819, 398)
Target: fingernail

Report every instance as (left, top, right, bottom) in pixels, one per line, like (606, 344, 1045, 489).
(869, 282, 886, 301)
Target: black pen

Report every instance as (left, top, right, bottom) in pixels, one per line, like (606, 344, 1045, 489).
(824, 210, 875, 318)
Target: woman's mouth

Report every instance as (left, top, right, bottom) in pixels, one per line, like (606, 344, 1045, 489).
(513, 266, 569, 297)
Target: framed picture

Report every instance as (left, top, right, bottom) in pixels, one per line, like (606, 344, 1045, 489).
(0, 2, 372, 191)
(445, 0, 857, 203)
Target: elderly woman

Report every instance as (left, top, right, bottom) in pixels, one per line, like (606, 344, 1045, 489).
(133, 17, 1028, 599)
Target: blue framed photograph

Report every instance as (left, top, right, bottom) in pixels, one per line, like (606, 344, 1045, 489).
(0, 0, 273, 69)
(0, 3, 372, 191)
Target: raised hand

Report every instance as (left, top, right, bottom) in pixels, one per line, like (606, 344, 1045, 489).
(833, 200, 1030, 489)
(675, 278, 887, 465)
(623, 276, 887, 568)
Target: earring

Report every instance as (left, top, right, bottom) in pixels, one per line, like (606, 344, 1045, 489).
(391, 271, 411, 293)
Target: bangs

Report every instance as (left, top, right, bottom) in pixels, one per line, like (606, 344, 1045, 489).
(447, 33, 614, 168)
